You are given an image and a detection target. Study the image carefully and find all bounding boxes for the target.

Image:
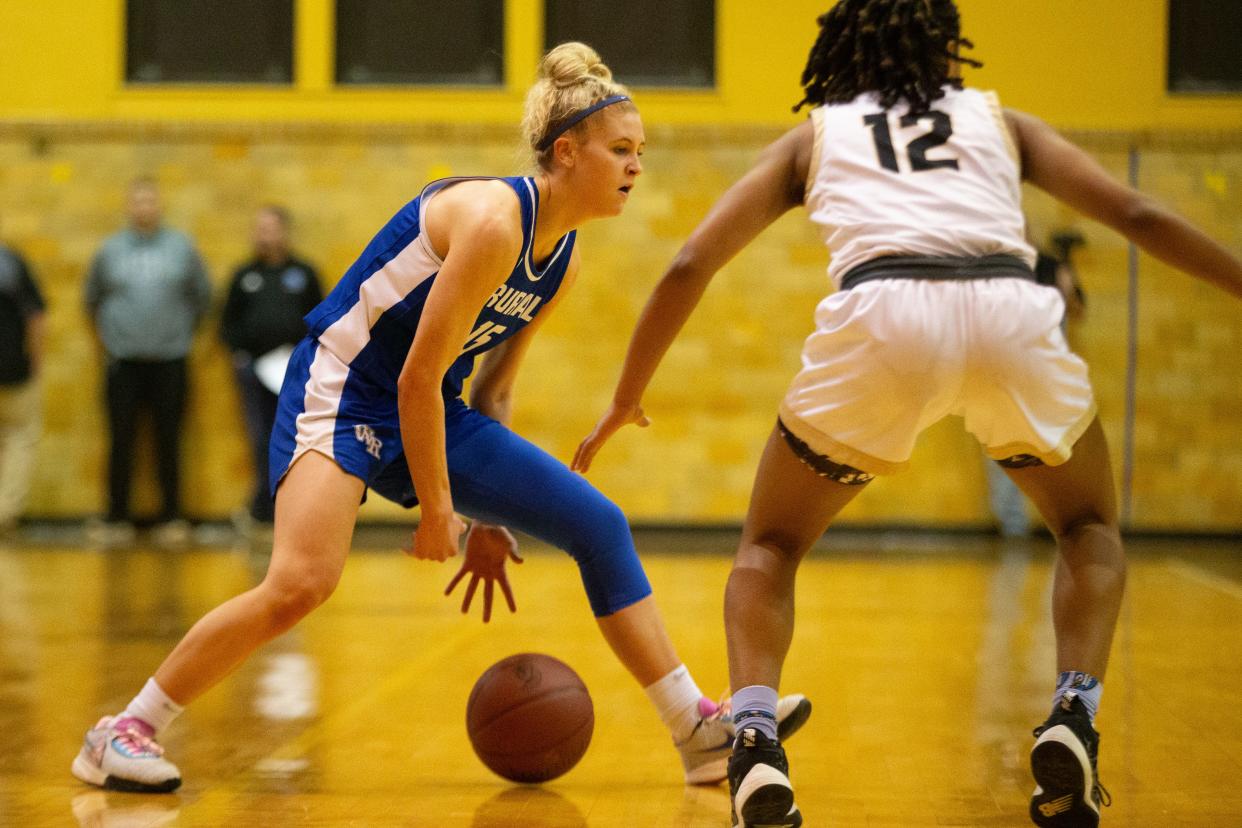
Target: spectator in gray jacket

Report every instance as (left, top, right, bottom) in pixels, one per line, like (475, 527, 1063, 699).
(84, 178, 211, 545)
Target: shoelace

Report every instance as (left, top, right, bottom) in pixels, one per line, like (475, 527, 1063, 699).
(703, 693, 732, 722)
(112, 720, 165, 758)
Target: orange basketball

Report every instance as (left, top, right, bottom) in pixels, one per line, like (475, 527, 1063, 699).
(466, 653, 594, 783)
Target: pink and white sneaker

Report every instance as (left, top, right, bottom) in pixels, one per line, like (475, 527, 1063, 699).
(71, 716, 181, 793)
(676, 693, 813, 785)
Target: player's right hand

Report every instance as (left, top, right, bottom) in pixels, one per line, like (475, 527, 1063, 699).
(445, 522, 524, 623)
(406, 511, 467, 562)
(571, 400, 651, 473)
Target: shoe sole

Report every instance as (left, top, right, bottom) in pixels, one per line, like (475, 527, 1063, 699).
(1029, 726, 1098, 827)
(775, 696, 812, 743)
(734, 764, 801, 828)
(72, 751, 182, 794)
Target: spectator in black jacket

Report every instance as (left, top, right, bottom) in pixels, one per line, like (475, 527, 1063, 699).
(220, 206, 323, 527)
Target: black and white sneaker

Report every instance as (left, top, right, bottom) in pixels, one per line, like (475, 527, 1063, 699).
(727, 728, 802, 828)
(1030, 692, 1111, 827)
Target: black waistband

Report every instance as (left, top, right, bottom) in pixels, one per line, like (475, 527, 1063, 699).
(839, 254, 1036, 291)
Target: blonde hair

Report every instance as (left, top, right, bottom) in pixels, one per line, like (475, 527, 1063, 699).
(522, 42, 634, 169)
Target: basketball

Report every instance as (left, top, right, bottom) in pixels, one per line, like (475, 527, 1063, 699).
(466, 653, 594, 784)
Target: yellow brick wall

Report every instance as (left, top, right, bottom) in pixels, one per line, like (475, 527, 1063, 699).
(3, 0, 1240, 529)
(2, 125, 1239, 529)
(1131, 148, 1242, 529)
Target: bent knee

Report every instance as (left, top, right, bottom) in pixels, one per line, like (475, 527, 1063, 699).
(260, 571, 339, 627)
(563, 497, 631, 559)
(741, 528, 814, 563)
(1050, 512, 1120, 542)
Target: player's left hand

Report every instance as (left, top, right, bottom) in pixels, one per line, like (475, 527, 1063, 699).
(571, 400, 651, 473)
(445, 522, 523, 622)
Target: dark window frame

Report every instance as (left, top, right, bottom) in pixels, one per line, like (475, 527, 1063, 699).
(334, 0, 506, 87)
(542, 0, 716, 89)
(125, 0, 295, 86)
(1167, 0, 1242, 95)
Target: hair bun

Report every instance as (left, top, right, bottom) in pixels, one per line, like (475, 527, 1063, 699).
(539, 42, 614, 88)
(523, 42, 631, 167)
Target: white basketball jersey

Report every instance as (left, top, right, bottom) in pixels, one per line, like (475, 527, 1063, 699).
(804, 86, 1036, 287)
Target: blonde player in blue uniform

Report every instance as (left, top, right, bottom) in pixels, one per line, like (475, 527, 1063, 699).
(71, 42, 810, 795)
(573, 2, 1242, 827)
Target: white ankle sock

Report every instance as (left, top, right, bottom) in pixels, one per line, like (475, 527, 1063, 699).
(643, 665, 705, 743)
(123, 677, 184, 735)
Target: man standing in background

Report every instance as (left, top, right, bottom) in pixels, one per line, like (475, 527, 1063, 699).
(0, 226, 47, 538)
(84, 178, 211, 546)
(219, 205, 322, 533)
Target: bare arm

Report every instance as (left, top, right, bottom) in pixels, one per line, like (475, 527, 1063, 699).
(444, 249, 581, 620)
(1007, 109, 1242, 299)
(398, 183, 524, 560)
(573, 120, 812, 471)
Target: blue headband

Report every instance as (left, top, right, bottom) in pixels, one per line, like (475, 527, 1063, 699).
(536, 95, 632, 152)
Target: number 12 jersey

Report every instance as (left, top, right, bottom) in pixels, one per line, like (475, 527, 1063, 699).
(805, 86, 1036, 288)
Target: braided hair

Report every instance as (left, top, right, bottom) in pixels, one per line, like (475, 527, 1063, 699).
(794, 0, 982, 113)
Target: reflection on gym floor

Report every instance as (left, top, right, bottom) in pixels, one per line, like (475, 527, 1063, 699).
(2, 529, 1240, 826)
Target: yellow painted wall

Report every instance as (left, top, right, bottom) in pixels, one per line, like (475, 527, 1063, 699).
(1, 1, 1239, 530)
(2, 1, 1242, 131)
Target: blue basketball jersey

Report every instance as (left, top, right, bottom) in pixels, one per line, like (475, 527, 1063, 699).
(269, 176, 652, 619)
(304, 176, 576, 399)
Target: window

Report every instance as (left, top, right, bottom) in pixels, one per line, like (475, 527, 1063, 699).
(1168, 0, 1242, 93)
(335, 0, 505, 86)
(126, 0, 293, 84)
(543, 0, 714, 88)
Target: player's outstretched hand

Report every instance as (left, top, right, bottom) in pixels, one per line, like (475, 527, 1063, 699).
(571, 401, 651, 473)
(406, 511, 466, 562)
(445, 522, 523, 623)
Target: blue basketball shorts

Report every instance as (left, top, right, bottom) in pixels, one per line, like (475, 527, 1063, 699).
(269, 337, 652, 616)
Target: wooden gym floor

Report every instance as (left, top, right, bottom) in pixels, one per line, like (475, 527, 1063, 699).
(0, 527, 1239, 827)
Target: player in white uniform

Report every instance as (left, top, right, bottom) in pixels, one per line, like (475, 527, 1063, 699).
(573, 2, 1242, 826)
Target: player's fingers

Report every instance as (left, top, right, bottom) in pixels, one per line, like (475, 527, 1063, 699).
(499, 576, 517, 613)
(462, 574, 481, 613)
(445, 567, 466, 595)
(573, 437, 600, 472)
(571, 439, 590, 472)
(509, 549, 524, 564)
(483, 580, 494, 623)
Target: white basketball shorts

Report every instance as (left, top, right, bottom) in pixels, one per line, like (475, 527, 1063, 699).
(778, 277, 1096, 475)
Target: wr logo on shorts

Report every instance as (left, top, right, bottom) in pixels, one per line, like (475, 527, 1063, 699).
(354, 424, 383, 459)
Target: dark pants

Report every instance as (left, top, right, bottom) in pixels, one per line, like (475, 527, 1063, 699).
(105, 358, 187, 523)
(233, 361, 278, 521)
